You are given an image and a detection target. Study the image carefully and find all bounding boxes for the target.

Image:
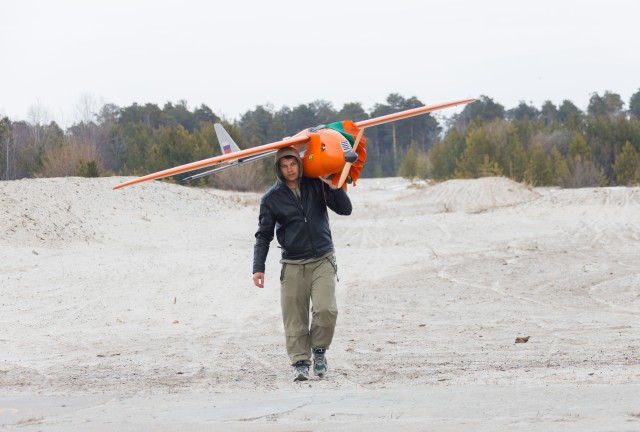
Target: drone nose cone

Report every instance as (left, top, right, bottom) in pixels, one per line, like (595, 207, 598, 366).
(344, 150, 358, 163)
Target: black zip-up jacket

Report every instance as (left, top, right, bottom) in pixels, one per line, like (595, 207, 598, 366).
(253, 178, 352, 274)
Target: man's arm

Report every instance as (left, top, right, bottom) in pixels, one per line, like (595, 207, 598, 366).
(253, 199, 275, 286)
(320, 179, 352, 215)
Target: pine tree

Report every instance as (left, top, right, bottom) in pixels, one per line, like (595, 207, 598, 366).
(613, 141, 639, 185)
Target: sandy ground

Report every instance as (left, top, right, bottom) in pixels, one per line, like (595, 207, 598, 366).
(1, 176, 639, 431)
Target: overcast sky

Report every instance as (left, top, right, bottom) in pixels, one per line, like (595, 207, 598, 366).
(1, 0, 639, 127)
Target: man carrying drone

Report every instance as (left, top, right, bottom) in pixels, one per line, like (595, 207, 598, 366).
(252, 146, 353, 381)
(112, 98, 474, 381)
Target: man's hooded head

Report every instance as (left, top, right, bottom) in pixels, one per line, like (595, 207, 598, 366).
(275, 147, 303, 182)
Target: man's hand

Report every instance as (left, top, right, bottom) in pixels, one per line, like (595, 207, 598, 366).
(253, 272, 265, 288)
(319, 176, 339, 190)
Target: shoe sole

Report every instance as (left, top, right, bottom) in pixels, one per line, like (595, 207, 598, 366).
(294, 374, 309, 382)
(313, 367, 327, 378)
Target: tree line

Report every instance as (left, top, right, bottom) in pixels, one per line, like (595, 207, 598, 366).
(1, 90, 639, 190)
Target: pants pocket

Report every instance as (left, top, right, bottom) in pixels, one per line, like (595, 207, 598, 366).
(280, 263, 287, 282)
(326, 256, 338, 282)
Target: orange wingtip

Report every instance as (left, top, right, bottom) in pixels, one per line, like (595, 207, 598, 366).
(355, 98, 475, 128)
(113, 135, 310, 190)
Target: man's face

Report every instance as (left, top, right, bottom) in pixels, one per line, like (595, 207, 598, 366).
(279, 157, 299, 183)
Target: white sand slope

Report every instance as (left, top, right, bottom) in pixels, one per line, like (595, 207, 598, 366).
(1, 176, 639, 431)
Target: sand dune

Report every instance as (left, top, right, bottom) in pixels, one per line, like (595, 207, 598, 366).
(1, 176, 639, 431)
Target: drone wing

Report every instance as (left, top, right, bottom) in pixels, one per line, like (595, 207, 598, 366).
(334, 98, 475, 187)
(113, 98, 475, 190)
(113, 134, 309, 190)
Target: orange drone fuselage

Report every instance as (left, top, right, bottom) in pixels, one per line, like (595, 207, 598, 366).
(294, 128, 351, 178)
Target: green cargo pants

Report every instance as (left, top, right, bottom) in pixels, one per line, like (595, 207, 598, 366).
(280, 255, 338, 365)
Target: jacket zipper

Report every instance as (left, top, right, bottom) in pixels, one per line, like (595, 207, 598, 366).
(286, 185, 317, 256)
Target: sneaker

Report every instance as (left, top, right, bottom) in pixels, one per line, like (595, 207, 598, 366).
(293, 361, 309, 382)
(312, 348, 328, 377)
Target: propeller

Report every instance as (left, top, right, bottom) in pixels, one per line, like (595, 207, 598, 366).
(336, 127, 365, 188)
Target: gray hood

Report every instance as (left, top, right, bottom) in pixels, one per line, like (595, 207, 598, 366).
(275, 147, 303, 182)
